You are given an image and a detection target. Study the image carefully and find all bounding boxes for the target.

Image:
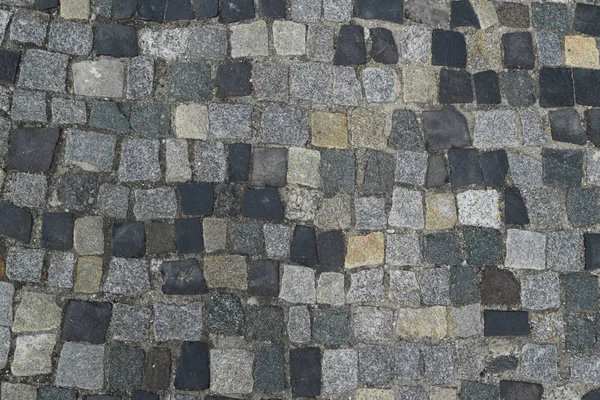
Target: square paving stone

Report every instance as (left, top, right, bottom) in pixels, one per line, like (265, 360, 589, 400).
(536, 32, 562, 67)
(459, 381, 498, 400)
(333, 24, 367, 65)
(52, 98, 87, 125)
(6, 128, 59, 172)
(0, 204, 31, 240)
(175, 218, 204, 254)
(170, 62, 211, 101)
(114, 0, 136, 18)
(90, 101, 131, 133)
(370, 28, 398, 64)
(41, 212, 74, 251)
(162, 259, 208, 295)
(450, 266, 480, 306)
(539, 67, 574, 107)
(254, 62, 289, 101)
(290, 225, 318, 268)
(432, 29, 467, 68)
(424, 231, 461, 265)
(321, 150, 356, 195)
(502, 32, 535, 70)
(11, 90, 46, 122)
(55, 343, 105, 390)
(11, 173, 46, 209)
(543, 148, 583, 187)
(426, 154, 448, 187)
(549, 108, 586, 145)
(450, 0, 479, 28)
(96, 24, 138, 57)
(179, 183, 214, 216)
(209, 104, 253, 140)
(389, 109, 423, 151)
(143, 347, 171, 390)
(247, 305, 284, 343)
(165, 0, 194, 20)
(110, 304, 151, 342)
(62, 300, 112, 344)
(439, 69, 473, 104)
(502, 71, 535, 107)
(363, 151, 395, 195)
(38, 387, 76, 400)
(521, 344, 557, 381)
(355, 0, 404, 23)
(255, 345, 285, 391)
(220, 0, 255, 22)
(248, 259, 279, 296)
(112, 222, 145, 258)
(252, 147, 287, 187)
(243, 187, 284, 221)
(574, 68, 600, 107)
(566, 314, 596, 350)
(496, 3, 529, 28)
(261, 104, 309, 146)
(259, 0, 285, 17)
(521, 271, 560, 311)
(6, 247, 45, 283)
(9, 9, 48, 47)
(484, 310, 529, 336)
(423, 106, 471, 150)
(481, 150, 508, 186)
(311, 307, 350, 346)
(448, 148, 483, 188)
(210, 348, 254, 394)
(505, 187, 529, 225)
(419, 268, 451, 306)
(464, 227, 502, 267)
(146, 222, 176, 254)
(562, 272, 598, 311)
(290, 347, 321, 398)
(207, 292, 245, 336)
(216, 61, 252, 97)
(356, 345, 393, 386)
(0, 50, 20, 84)
(474, 70, 501, 105)
(108, 345, 144, 391)
(532, 2, 568, 32)
(119, 139, 161, 182)
(228, 143, 251, 182)
(174, 342, 209, 390)
(130, 103, 170, 138)
(316, 230, 345, 272)
(138, 0, 166, 21)
(18, 49, 68, 93)
(567, 188, 600, 227)
(104, 258, 150, 296)
(65, 129, 117, 172)
(575, 3, 600, 37)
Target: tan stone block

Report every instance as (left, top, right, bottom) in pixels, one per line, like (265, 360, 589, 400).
(287, 147, 321, 188)
(349, 108, 387, 150)
(74, 216, 104, 255)
(204, 255, 247, 290)
(426, 193, 457, 230)
(61, 0, 90, 19)
(311, 112, 348, 149)
(74, 256, 102, 294)
(431, 387, 458, 400)
(403, 65, 437, 103)
(355, 388, 395, 400)
(175, 103, 208, 139)
(345, 232, 385, 268)
(203, 218, 227, 253)
(467, 31, 502, 71)
(396, 306, 448, 339)
(565, 35, 600, 69)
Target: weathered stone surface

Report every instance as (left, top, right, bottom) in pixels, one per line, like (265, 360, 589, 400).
(72, 59, 124, 98)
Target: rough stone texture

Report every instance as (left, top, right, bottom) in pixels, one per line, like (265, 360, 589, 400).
(72, 59, 124, 98)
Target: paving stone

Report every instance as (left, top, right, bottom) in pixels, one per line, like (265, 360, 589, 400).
(110, 304, 151, 342)
(535, 32, 562, 67)
(194, 141, 226, 182)
(397, 306, 448, 339)
(65, 129, 116, 172)
(507, 152, 543, 187)
(231, 220, 262, 255)
(424, 231, 461, 266)
(89, 101, 131, 133)
(562, 273, 598, 311)
(287, 147, 321, 188)
(565, 314, 596, 350)
(47, 252, 75, 289)
(322, 349, 357, 394)
(289, 225, 317, 267)
(395, 151, 427, 186)
(403, 65, 437, 103)
(520, 107, 546, 147)
(1, 383, 36, 400)
(9, 9, 48, 46)
(543, 148, 583, 187)
(355, 0, 403, 22)
(474, 70, 501, 105)
(448, 149, 483, 188)
(395, 341, 421, 380)
(126, 56, 154, 100)
(484, 310, 529, 336)
(352, 307, 394, 342)
(432, 29, 466, 68)
(147, 222, 176, 254)
(565, 35, 600, 69)
(347, 267, 385, 303)
(260, 104, 309, 146)
(311, 111, 348, 149)
(280, 265, 316, 304)
(204, 255, 247, 290)
(388, 270, 420, 306)
(439, 69, 472, 104)
(320, 150, 355, 195)
(272, 21, 306, 56)
(72, 59, 124, 98)
(153, 302, 203, 341)
(259, 0, 285, 17)
(72, 217, 102, 257)
(230, 20, 268, 58)
(11, 90, 46, 122)
(173, 343, 205, 390)
(6, 248, 45, 283)
(12, 172, 47, 209)
(350, 108, 386, 150)
(291, 62, 331, 103)
(568, 188, 600, 227)
(502, 71, 535, 107)
(113, 0, 135, 18)
(363, 151, 395, 195)
(426, 154, 449, 187)
(288, 306, 311, 343)
(138, 0, 166, 21)
(539, 67, 574, 108)
(459, 381, 498, 400)
(179, 183, 213, 216)
(60, 0, 89, 19)
(175, 218, 204, 254)
(103, 258, 150, 295)
(253, 62, 288, 102)
(345, 232, 384, 268)
(452, 304, 482, 339)
(6, 127, 59, 172)
(521, 271, 560, 311)
(41, 212, 73, 251)
(108, 345, 144, 391)
(263, 223, 291, 259)
(216, 62, 253, 97)
(357, 344, 394, 386)
(573, 355, 600, 384)
(450, 266, 480, 306)
(165, 139, 192, 183)
(386, 232, 422, 267)
(423, 105, 471, 151)
(502, 32, 534, 70)
(55, 343, 104, 390)
(207, 292, 245, 336)
(547, 231, 582, 272)
(450, 0, 479, 28)
(496, 2, 528, 27)
(312, 307, 350, 345)
(174, 103, 208, 139)
(389, 187, 424, 229)
(521, 344, 557, 382)
(243, 187, 284, 221)
(51, 98, 86, 125)
(574, 68, 600, 107)
(334, 24, 366, 65)
(164, 0, 193, 20)
(355, 197, 386, 230)
(423, 344, 454, 385)
(316, 272, 344, 305)
(315, 230, 343, 272)
(418, 268, 450, 306)
(457, 190, 500, 229)
(575, 3, 600, 37)
(0, 204, 31, 242)
(474, 110, 519, 148)
(38, 387, 76, 400)
(247, 305, 284, 343)
(549, 108, 586, 145)
(97, 184, 129, 219)
(505, 229, 545, 270)
(170, 62, 211, 101)
(308, 25, 335, 63)
(370, 27, 398, 64)
(210, 348, 254, 394)
(130, 103, 170, 138)
(481, 150, 508, 187)
(464, 227, 502, 267)
(96, 24, 138, 57)
(255, 345, 284, 391)
(363, 67, 397, 103)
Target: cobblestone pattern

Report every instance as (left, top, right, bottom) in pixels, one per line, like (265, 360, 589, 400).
(2, 0, 600, 399)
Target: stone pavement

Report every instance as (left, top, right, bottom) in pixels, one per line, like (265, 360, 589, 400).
(2, 0, 600, 399)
